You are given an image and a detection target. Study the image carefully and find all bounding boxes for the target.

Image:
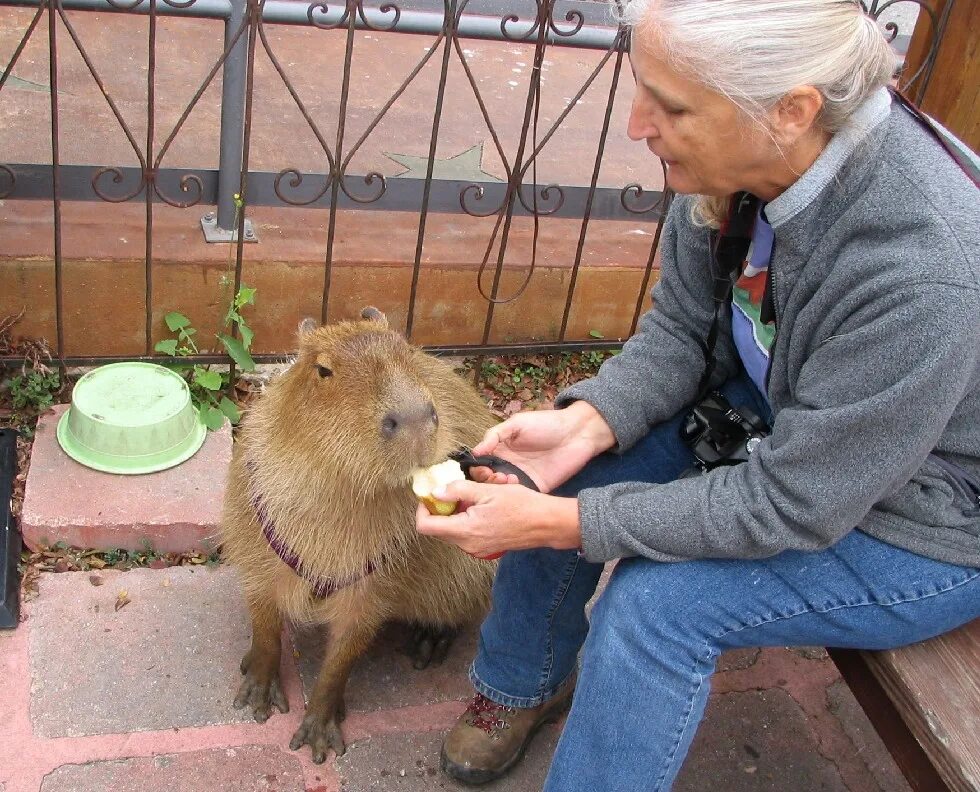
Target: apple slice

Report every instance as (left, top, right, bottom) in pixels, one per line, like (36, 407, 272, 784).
(412, 459, 466, 516)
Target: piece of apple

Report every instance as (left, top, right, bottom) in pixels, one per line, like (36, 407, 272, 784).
(412, 459, 466, 516)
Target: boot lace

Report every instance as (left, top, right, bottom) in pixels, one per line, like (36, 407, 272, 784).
(464, 693, 516, 735)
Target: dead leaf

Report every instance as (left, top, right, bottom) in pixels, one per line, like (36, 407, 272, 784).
(517, 389, 534, 401)
(114, 590, 131, 612)
(162, 577, 171, 588)
(89, 574, 105, 587)
(19, 564, 40, 603)
(504, 399, 523, 416)
(88, 557, 106, 569)
(53, 559, 71, 573)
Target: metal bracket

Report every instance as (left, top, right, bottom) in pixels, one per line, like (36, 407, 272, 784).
(1, 428, 20, 630)
(200, 212, 258, 243)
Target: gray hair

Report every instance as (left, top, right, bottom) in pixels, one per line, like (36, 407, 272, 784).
(617, 0, 899, 223)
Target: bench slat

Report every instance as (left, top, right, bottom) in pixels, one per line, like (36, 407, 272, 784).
(861, 618, 980, 792)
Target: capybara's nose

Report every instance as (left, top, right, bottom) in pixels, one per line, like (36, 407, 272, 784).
(381, 401, 438, 439)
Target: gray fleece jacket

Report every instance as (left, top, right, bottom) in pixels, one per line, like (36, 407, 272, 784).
(558, 88, 980, 567)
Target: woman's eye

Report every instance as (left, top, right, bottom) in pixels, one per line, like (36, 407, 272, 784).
(316, 365, 333, 378)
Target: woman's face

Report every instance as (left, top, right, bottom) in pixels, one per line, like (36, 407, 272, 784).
(627, 40, 780, 198)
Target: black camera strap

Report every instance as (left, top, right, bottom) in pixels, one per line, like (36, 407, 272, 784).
(693, 191, 760, 404)
(889, 87, 979, 189)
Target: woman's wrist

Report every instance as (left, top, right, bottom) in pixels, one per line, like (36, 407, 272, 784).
(539, 494, 583, 551)
(562, 400, 617, 456)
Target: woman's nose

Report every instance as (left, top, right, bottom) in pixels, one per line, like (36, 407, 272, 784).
(627, 96, 658, 142)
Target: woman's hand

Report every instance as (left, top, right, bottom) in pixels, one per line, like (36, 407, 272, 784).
(469, 400, 616, 493)
(415, 479, 581, 558)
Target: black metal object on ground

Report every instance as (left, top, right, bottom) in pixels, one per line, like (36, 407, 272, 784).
(0, 428, 20, 629)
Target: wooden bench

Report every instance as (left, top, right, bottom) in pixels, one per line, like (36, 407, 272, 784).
(829, 618, 980, 792)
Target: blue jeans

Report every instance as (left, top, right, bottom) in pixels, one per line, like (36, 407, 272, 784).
(468, 374, 980, 791)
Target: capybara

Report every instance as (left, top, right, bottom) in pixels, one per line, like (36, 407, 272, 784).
(221, 308, 496, 763)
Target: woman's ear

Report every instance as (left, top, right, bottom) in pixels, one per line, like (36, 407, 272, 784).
(773, 86, 825, 146)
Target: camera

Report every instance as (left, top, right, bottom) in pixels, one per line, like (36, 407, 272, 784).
(679, 392, 769, 476)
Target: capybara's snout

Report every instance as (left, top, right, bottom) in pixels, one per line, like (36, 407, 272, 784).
(380, 399, 438, 440)
(379, 391, 444, 474)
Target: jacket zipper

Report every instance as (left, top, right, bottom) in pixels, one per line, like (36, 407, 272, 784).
(763, 261, 778, 393)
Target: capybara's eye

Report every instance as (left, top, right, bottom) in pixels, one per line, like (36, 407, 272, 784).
(316, 364, 333, 378)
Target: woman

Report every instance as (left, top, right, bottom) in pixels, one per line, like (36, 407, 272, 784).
(417, 1, 980, 789)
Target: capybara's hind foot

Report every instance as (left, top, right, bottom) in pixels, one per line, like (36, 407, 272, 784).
(234, 651, 289, 722)
(407, 623, 457, 669)
(290, 709, 345, 762)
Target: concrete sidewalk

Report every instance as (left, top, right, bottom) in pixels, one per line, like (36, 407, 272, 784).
(5, 404, 915, 792)
(0, 561, 912, 792)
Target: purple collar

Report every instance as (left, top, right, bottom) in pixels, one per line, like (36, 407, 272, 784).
(246, 459, 381, 599)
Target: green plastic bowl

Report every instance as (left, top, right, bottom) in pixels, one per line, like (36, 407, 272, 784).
(57, 362, 207, 475)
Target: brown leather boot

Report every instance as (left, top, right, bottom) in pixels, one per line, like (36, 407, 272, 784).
(440, 683, 574, 785)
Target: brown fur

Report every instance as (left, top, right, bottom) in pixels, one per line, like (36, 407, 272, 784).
(221, 310, 496, 762)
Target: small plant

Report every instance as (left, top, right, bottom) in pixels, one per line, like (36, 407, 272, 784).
(581, 350, 609, 371)
(155, 285, 257, 430)
(9, 368, 60, 412)
(5, 366, 62, 437)
(511, 362, 549, 387)
(103, 548, 123, 566)
(138, 538, 159, 563)
(480, 360, 502, 379)
(1, 311, 64, 437)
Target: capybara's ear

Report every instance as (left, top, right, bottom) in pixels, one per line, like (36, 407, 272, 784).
(361, 306, 388, 325)
(298, 317, 318, 338)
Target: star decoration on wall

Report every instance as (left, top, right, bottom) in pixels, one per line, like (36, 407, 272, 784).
(385, 143, 502, 182)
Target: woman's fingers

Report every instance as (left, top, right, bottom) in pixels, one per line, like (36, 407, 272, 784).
(467, 465, 518, 485)
(415, 502, 485, 554)
(473, 413, 535, 456)
(434, 478, 483, 503)
(472, 425, 504, 457)
(467, 465, 494, 483)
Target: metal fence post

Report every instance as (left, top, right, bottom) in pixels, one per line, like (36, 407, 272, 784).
(201, 0, 256, 242)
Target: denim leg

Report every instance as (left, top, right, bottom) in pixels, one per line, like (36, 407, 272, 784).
(470, 374, 764, 706)
(543, 531, 980, 792)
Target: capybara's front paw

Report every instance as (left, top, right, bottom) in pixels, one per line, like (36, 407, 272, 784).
(233, 652, 289, 723)
(289, 709, 345, 762)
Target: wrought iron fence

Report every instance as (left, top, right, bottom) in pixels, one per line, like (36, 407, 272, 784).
(0, 0, 955, 368)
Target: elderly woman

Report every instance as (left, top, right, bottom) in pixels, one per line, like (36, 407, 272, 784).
(416, 0, 980, 789)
